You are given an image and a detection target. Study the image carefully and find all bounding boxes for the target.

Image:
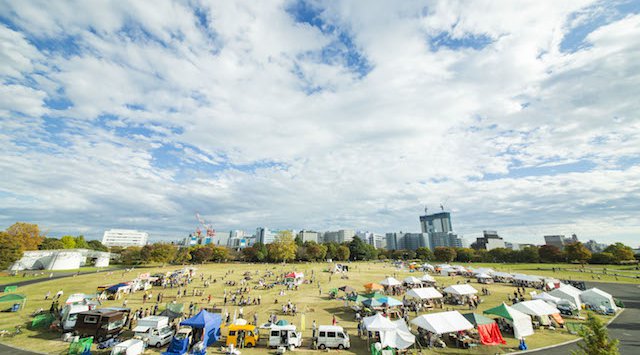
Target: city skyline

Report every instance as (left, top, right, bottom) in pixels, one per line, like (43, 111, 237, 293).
(1, 1, 639, 244)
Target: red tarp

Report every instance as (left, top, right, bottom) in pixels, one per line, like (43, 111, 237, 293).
(477, 322, 506, 345)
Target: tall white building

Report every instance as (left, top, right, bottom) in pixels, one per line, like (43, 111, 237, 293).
(323, 229, 355, 244)
(102, 229, 148, 248)
(297, 230, 320, 243)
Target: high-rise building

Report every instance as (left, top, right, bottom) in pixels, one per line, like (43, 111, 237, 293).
(384, 232, 429, 250)
(474, 230, 506, 250)
(357, 231, 386, 249)
(102, 229, 148, 248)
(419, 210, 463, 250)
(420, 212, 452, 234)
(584, 240, 608, 253)
(297, 230, 320, 243)
(544, 235, 567, 250)
(323, 229, 355, 244)
(256, 227, 277, 245)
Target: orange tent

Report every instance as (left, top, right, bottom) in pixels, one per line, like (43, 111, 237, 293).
(364, 283, 383, 291)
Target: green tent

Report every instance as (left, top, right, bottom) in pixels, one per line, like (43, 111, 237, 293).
(362, 298, 384, 308)
(483, 303, 514, 320)
(362, 292, 385, 299)
(462, 313, 495, 326)
(31, 313, 56, 328)
(166, 302, 184, 313)
(348, 294, 368, 303)
(0, 293, 26, 310)
(3, 286, 17, 293)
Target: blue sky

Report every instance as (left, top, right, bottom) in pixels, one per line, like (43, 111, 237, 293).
(1, 0, 639, 245)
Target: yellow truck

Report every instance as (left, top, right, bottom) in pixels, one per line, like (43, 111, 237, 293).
(226, 324, 259, 348)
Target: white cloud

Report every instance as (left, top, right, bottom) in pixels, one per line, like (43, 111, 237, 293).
(0, 1, 639, 245)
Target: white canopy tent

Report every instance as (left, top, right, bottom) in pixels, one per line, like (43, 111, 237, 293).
(421, 274, 436, 283)
(443, 284, 478, 296)
(422, 264, 435, 272)
(389, 320, 416, 349)
(411, 311, 474, 335)
(580, 288, 618, 311)
(405, 287, 443, 300)
(364, 313, 414, 349)
(485, 304, 534, 339)
(475, 273, 492, 279)
(492, 272, 513, 279)
(363, 313, 396, 332)
(532, 292, 562, 305)
(513, 274, 542, 283)
(403, 276, 422, 285)
(549, 284, 583, 308)
(512, 300, 560, 316)
(380, 277, 402, 287)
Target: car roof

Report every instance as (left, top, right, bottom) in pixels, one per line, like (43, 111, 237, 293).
(318, 325, 344, 331)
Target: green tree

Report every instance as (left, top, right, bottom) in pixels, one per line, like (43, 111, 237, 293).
(348, 236, 370, 261)
(120, 247, 144, 265)
(60, 235, 77, 249)
(539, 245, 565, 263)
(304, 241, 327, 261)
(324, 242, 340, 260)
(335, 245, 350, 261)
(149, 244, 178, 264)
(74, 235, 89, 249)
(573, 312, 619, 355)
(455, 248, 475, 262)
(590, 252, 617, 264)
(174, 248, 192, 264)
(5, 222, 44, 251)
(434, 247, 457, 262)
(294, 234, 304, 247)
(416, 247, 434, 261)
(267, 232, 297, 262)
(87, 240, 108, 252)
(565, 242, 592, 264)
(515, 246, 540, 263)
(488, 248, 513, 262)
(210, 246, 228, 262)
(0, 231, 23, 269)
(39, 237, 65, 250)
(190, 245, 214, 263)
(603, 243, 635, 263)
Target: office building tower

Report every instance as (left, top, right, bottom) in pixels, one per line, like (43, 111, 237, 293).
(102, 229, 148, 248)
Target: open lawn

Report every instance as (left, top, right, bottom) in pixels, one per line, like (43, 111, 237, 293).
(0, 267, 119, 286)
(0, 261, 621, 354)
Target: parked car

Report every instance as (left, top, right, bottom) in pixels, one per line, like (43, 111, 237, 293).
(315, 325, 350, 350)
(74, 308, 130, 342)
(133, 315, 174, 348)
(268, 325, 302, 348)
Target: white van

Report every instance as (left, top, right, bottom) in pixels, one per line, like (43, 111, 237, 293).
(316, 325, 350, 350)
(268, 325, 302, 348)
(133, 316, 174, 348)
(61, 304, 90, 331)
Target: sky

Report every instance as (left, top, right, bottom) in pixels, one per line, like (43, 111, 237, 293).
(1, 0, 639, 245)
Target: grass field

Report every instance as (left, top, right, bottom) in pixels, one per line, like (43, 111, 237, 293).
(0, 261, 624, 355)
(0, 267, 116, 285)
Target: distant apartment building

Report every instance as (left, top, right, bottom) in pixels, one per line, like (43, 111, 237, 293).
(474, 230, 506, 250)
(102, 229, 148, 248)
(505, 242, 520, 250)
(428, 232, 465, 250)
(297, 230, 320, 243)
(323, 229, 355, 244)
(544, 234, 578, 250)
(385, 232, 430, 251)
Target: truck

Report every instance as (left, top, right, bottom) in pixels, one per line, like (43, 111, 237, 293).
(74, 308, 130, 342)
(133, 315, 174, 348)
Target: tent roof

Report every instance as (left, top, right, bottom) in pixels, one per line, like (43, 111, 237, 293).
(180, 310, 221, 329)
(511, 300, 559, 316)
(492, 272, 513, 278)
(364, 282, 384, 290)
(363, 313, 396, 331)
(483, 303, 530, 322)
(405, 287, 443, 300)
(411, 311, 474, 334)
(513, 274, 542, 282)
(555, 284, 583, 297)
(379, 277, 401, 286)
(533, 292, 562, 304)
(421, 274, 436, 282)
(475, 273, 492, 278)
(581, 287, 612, 298)
(0, 293, 26, 302)
(377, 297, 402, 307)
(443, 284, 478, 295)
(362, 298, 384, 307)
(462, 313, 495, 326)
(403, 276, 422, 284)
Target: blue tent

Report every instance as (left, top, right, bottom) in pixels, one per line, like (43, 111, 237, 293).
(180, 310, 222, 347)
(106, 283, 129, 293)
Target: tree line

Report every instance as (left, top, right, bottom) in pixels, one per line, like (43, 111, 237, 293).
(0, 223, 637, 269)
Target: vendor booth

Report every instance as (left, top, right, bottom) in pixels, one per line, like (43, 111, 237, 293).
(511, 300, 561, 326)
(164, 310, 221, 355)
(405, 287, 443, 301)
(549, 284, 583, 308)
(484, 303, 533, 339)
(462, 313, 506, 345)
(580, 288, 618, 313)
(284, 272, 304, 285)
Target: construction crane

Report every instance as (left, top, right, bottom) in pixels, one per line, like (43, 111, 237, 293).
(195, 212, 216, 238)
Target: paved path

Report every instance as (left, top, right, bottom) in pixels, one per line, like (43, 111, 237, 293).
(0, 343, 45, 354)
(531, 281, 640, 355)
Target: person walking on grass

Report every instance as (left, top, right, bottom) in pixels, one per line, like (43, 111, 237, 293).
(332, 314, 337, 326)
